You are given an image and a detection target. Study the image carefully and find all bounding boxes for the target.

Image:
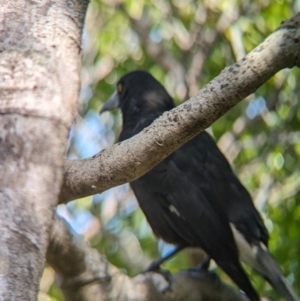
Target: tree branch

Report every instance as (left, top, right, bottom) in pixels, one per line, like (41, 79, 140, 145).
(59, 13, 300, 204)
(47, 214, 249, 301)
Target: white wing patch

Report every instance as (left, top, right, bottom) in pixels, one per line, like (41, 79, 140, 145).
(169, 204, 181, 217)
(230, 223, 265, 274)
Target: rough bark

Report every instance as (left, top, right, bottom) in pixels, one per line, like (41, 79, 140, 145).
(0, 0, 88, 299)
(59, 13, 300, 203)
(47, 215, 250, 301)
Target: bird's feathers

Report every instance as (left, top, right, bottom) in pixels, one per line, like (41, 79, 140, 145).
(256, 245, 299, 301)
(101, 70, 299, 301)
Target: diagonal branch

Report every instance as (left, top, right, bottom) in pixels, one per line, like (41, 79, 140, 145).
(59, 14, 300, 204)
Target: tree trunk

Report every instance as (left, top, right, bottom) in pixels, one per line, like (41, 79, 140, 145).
(0, 0, 87, 299)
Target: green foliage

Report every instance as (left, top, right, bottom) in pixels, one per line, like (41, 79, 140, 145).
(42, 1, 300, 300)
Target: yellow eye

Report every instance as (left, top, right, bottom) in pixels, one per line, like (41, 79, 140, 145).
(117, 83, 123, 93)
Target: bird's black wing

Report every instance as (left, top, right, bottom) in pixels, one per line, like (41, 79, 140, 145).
(131, 158, 237, 257)
(175, 132, 298, 301)
(131, 133, 260, 300)
(184, 131, 269, 246)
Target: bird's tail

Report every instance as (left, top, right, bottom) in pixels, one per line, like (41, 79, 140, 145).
(218, 259, 260, 301)
(256, 245, 299, 301)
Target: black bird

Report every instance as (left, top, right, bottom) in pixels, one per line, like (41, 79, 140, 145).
(101, 70, 299, 301)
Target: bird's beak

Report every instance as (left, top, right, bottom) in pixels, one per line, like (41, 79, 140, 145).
(100, 91, 119, 114)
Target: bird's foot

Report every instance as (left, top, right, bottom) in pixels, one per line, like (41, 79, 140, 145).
(141, 263, 172, 283)
(142, 246, 184, 273)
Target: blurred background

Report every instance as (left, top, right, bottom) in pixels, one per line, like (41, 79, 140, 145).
(40, 0, 300, 300)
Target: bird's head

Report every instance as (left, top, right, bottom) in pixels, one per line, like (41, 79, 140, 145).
(100, 70, 175, 120)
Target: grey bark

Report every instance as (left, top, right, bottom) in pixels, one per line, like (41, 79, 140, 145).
(0, 0, 88, 300)
(59, 13, 300, 203)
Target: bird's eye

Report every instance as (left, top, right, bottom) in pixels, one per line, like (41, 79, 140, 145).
(117, 83, 123, 93)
